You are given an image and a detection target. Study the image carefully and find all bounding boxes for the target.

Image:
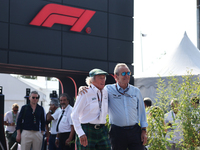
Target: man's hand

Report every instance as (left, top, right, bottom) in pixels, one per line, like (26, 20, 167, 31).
(46, 130, 50, 138)
(16, 130, 21, 143)
(78, 86, 89, 96)
(79, 134, 88, 147)
(55, 139, 59, 148)
(141, 130, 147, 145)
(65, 138, 72, 145)
(10, 122, 15, 126)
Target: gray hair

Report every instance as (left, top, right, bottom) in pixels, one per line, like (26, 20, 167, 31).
(85, 76, 95, 86)
(50, 99, 59, 107)
(114, 63, 129, 75)
(29, 91, 40, 97)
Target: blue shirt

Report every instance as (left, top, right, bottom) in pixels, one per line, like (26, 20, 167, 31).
(105, 83, 148, 128)
(16, 104, 45, 131)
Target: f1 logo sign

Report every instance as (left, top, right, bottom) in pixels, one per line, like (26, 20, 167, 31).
(30, 4, 96, 32)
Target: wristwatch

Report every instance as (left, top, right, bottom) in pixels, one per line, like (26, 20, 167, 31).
(142, 128, 146, 132)
(56, 137, 59, 140)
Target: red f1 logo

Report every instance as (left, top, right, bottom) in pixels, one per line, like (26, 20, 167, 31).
(30, 4, 96, 32)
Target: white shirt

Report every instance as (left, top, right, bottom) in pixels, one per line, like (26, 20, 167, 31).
(164, 110, 183, 143)
(4, 111, 19, 132)
(71, 84, 108, 137)
(51, 107, 61, 134)
(191, 108, 200, 132)
(57, 105, 73, 133)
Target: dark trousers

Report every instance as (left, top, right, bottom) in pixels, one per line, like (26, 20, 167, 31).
(109, 124, 144, 150)
(49, 134, 60, 150)
(5, 131, 17, 150)
(41, 134, 47, 150)
(59, 132, 75, 150)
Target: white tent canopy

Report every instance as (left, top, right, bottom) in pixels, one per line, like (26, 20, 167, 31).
(0, 73, 47, 113)
(135, 32, 200, 102)
(136, 32, 200, 78)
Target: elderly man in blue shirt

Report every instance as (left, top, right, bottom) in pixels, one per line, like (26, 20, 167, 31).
(106, 63, 147, 150)
(79, 63, 148, 150)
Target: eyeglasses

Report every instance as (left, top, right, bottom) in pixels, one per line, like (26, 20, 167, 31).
(32, 97, 39, 99)
(121, 72, 131, 76)
(13, 110, 18, 112)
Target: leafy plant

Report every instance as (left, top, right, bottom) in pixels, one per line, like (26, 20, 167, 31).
(151, 71, 200, 150)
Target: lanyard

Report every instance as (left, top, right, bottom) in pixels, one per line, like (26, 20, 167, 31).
(97, 91, 102, 111)
(12, 112, 17, 124)
(115, 84, 132, 98)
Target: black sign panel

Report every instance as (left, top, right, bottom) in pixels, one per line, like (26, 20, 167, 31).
(0, 0, 134, 74)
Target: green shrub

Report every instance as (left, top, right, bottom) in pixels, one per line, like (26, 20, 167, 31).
(151, 71, 200, 150)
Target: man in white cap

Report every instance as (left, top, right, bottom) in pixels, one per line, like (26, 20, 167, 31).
(71, 68, 111, 150)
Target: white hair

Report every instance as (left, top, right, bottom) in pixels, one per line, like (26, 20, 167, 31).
(85, 76, 95, 86)
(114, 63, 129, 75)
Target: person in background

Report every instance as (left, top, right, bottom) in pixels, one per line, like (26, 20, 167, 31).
(4, 103, 19, 150)
(16, 91, 46, 150)
(164, 99, 182, 150)
(71, 68, 111, 150)
(144, 97, 152, 109)
(46, 99, 61, 150)
(146, 106, 167, 150)
(55, 93, 75, 150)
(191, 96, 199, 109)
(144, 97, 153, 115)
(190, 97, 200, 146)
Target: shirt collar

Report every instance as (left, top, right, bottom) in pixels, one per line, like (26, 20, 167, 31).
(63, 105, 69, 111)
(55, 107, 60, 112)
(117, 83, 130, 93)
(91, 84, 102, 94)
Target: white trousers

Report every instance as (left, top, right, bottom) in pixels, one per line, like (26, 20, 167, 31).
(21, 130, 43, 150)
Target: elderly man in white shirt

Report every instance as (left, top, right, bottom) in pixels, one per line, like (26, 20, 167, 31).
(164, 99, 183, 150)
(71, 68, 111, 150)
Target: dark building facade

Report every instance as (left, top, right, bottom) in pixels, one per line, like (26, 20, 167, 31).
(0, 0, 134, 102)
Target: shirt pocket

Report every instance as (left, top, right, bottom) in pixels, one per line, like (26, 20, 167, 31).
(62, 115, 68, 123)
(89, 100, 99, 114)
(128, 95, 138, 110)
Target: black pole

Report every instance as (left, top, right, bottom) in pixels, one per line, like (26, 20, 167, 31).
(24, 88, 30, 104)
(0, 86, 7, 150)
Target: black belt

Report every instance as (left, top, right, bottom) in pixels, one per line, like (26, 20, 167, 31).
(111, 124, 138, 130)
(82, 123, 105, 129)
(60, 132, 70, 135)
(50, 134, 57, 136)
